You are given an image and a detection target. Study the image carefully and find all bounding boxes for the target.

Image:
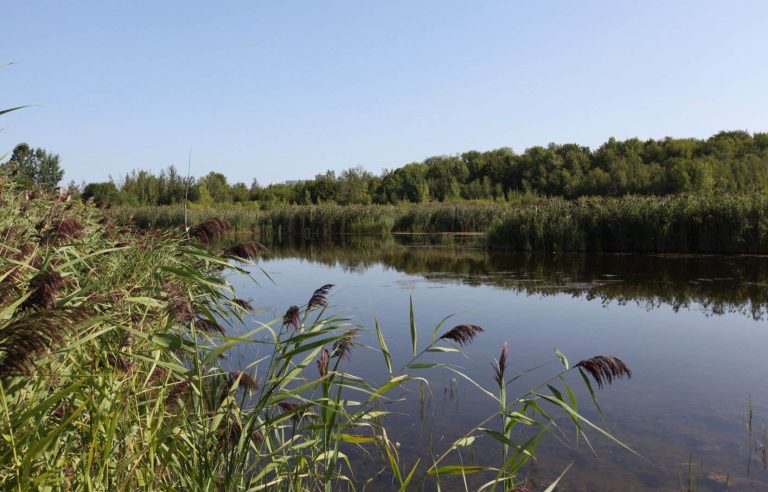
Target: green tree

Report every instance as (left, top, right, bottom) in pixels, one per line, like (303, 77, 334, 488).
(5, 143, 64, 190)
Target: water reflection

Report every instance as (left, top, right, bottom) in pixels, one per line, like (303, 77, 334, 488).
(225, 234, 768, 490)
(256, 234, 768, 320)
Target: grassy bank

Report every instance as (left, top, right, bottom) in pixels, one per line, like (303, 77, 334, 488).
(0, 178, 631, 490)
(486, 193, 768, 253)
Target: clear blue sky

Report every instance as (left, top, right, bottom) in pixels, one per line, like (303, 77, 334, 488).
(3, 1, 767, 185)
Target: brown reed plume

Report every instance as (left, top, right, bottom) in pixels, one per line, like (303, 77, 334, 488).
(277, 402, 299, 412)
(189, 218, 233, 244)
(194, 317, 224, 335)
(307, 284, 334, 310)
(224, 241, 268, 261)
(228, 370, 257, 392)
(0, 307, 89, 378)
(21, 270, 65, 310)
(492, 341, 509, 388)
(232, 298, 253, 311)
(283, 306, 300, 331)
(162, 283, 194, 323)
(575, 355, 632, 389)
(166, 379, 191, 409)
(316, 347, 329, 376)
(438, 324, 484, 346)
(332, 328, 358, 360)
(42, 218, 84, 244)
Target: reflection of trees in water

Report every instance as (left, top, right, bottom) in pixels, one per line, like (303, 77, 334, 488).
(257, 235, 768, 320)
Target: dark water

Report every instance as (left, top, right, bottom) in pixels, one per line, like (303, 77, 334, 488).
(228, 235, 768, 491)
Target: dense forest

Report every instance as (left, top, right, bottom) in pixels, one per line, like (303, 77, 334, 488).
(68, 130, 768, 207)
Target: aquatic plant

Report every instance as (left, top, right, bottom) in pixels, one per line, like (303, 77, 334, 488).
(0, 176, 634, 490)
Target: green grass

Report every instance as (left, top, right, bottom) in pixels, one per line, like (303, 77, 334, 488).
(0, 177, 633, 490)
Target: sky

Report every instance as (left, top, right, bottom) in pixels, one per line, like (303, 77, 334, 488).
(2, 0, 768, 185)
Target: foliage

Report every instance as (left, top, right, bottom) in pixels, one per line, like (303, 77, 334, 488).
(1, 143, 64, 190)
(85, 131, 768, 207)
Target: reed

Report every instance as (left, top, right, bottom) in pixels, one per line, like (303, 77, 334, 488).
(0, 176, 633, 490)
(109, 201, 511, 237)
(487, 193, 768, 253)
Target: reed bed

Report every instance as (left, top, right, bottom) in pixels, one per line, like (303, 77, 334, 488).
(1, 177, 633, 490)
(110, 202, 510, 237)
(486, 193, 768, 253)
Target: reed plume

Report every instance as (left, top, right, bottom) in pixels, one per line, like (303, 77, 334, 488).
(228, 370, 257, 392)
(492, 341, 509, 388)
(194, 317, 224, 335)
(438, 324, 484, 346)
(232, 298, 253, 311)
(166, 379, 191, 409)
(575, 355, 632, 389)
(21, 270, 65, 310)
(189, 218, 233, 244)
(42, 218, 84, 244)
(332, 328, 358, 360)
(307, 284, 334, 310)
(282, 306, 300, 331)
(316, 347, 329, 376)
(225, 241, 267, 261)
(162, 284, 194, 323)
(0, 308, 89, 378)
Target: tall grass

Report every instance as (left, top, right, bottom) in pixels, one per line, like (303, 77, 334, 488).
(0, 178, 633, 490)
(114, 193, 768, 253)
(486, 194, 768, 253)
(110, 202, 510, 237)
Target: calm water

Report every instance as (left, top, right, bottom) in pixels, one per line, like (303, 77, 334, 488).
(227, 235, 768, 491)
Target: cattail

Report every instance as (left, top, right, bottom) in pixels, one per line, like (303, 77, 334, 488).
(575, 355, 632, 389)
(438, 324, 484, 346)
(194, 317, 224, 335)
(228, 370, 257, 392)
(492, 342, 509, 388)
(283, 306, 300, 331)
(307, 284, 334, 310)
(21, 270, 65, 310)
(224, 241, 267, 261)
(316, 347, 329, 376)
(189, 218, 233, 244)
(232, 298, 253, 311)
(0, 308, 89, 378)
(332, 328, 358, 360)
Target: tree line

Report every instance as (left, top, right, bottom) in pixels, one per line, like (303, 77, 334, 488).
(6, 131, 768, 207)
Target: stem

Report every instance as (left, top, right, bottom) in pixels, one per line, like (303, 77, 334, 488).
(0, 380, 22, 492)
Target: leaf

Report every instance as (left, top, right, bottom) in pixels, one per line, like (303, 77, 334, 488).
(428, 465, 494, 476)
(406, 363, 446, 369)
(375, 319, 392, 373)
(543, 463, 573, 492)
(451, 436, 476, 448)
(409, 295, 417, 356)
(555, 347, 569, 370)
(338, 434, 377, 444)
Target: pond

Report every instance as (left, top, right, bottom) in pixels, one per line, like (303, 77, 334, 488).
(227, 234, 768, 491)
